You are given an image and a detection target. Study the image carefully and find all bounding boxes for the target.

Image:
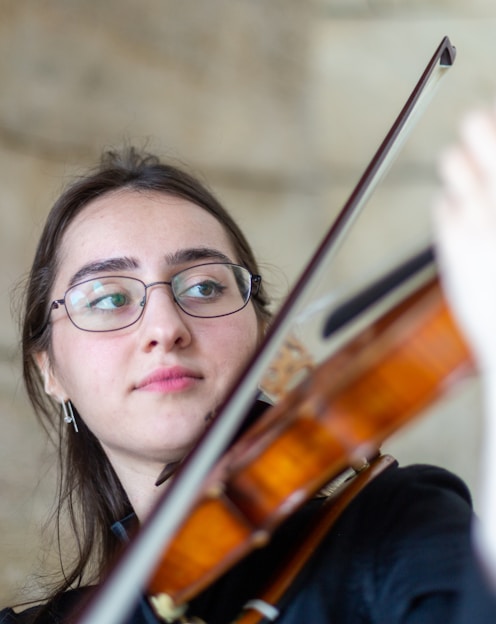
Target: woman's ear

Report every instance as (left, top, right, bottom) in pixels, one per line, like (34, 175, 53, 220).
(34, 351, 66, 399)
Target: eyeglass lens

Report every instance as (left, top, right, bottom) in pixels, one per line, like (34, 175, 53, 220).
(64, 263, 253, 331)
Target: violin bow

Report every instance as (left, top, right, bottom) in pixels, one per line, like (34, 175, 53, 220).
(78, 36, 456, 624)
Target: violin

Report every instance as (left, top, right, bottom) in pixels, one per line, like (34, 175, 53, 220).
(146, 244, 474, 615)
(77, 36, 466, 624)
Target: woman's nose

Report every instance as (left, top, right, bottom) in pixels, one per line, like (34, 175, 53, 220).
(138, 284, 192, 351)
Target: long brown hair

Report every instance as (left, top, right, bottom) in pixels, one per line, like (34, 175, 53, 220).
(20, 147, 271, 604)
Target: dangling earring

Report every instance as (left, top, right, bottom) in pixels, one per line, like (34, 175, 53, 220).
(62, 399, 79, 433)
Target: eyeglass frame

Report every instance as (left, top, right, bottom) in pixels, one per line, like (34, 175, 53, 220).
(44, 262, 262, 333)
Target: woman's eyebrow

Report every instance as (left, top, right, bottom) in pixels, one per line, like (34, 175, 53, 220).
(67, 248, 233, 288)
(164, 247, 233, 265)
(68, 257, 139, 287)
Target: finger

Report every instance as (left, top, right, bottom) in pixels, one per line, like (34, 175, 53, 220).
(460, 110, 496, 180)
(432, 193, 469, 260)
(437, 146, 485, 218)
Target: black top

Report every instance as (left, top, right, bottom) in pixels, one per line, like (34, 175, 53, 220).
(2, 463, 496, 624)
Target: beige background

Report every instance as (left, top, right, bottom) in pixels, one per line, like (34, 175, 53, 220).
(0, 0, 494, 605)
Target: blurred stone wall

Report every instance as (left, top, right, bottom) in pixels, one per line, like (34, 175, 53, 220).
(0, 0, 495, 606)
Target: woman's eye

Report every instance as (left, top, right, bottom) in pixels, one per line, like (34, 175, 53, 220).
(90, 292, 129, 310)
(185, 280, 225, 299)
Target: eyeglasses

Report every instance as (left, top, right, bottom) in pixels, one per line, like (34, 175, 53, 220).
(48, 263, 262, 332)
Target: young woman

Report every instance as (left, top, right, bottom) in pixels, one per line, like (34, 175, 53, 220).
(0, 146, 494, 623)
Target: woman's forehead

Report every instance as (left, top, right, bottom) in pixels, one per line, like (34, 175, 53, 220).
(64, 189, 234, 251)
(55, 189, 238, 284)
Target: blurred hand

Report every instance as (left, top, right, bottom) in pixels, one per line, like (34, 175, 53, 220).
(435, 107, 496, 580)
(434, 107, 496, 376)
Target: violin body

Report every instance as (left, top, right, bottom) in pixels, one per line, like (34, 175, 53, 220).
(148, 275, 473, 607)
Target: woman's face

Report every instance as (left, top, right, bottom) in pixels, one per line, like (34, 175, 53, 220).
(40, 189, 260, 478)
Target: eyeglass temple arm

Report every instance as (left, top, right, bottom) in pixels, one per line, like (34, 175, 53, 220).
(251, 275, 262, 296)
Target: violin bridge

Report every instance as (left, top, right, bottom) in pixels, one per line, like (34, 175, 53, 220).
(259, 333, 315, 402)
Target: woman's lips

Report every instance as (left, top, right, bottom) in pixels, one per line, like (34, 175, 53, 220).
(135, 367, 202, 392)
